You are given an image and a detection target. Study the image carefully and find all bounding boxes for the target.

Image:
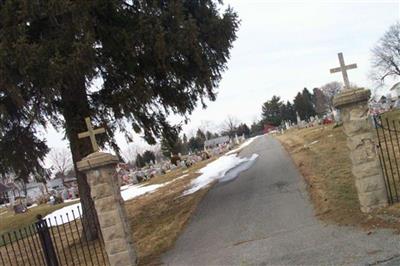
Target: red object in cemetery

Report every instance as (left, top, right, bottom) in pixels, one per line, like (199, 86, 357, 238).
(263, 124, 277, 134)
(323, 117, 333, 125)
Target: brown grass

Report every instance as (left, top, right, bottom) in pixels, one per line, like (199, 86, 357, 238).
(0, 202, 77, 237)
(126, 158, 216, 265)
(276, 124, 400, 232)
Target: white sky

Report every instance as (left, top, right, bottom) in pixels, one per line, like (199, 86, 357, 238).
(45, 0, 400, 156)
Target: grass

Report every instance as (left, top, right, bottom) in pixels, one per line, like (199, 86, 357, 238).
(0, 202, 77, 238)
(0, 156, 218, 265)
(125, 158, 216, 265)
(276, 123, 400, 232)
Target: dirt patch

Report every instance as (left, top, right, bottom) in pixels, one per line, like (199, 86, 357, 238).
(276, 125, 400, 232)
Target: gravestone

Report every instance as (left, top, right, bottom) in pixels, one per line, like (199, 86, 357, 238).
(296, 111, 301, 125)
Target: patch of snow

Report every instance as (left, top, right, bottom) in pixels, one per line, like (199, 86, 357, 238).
(121, 183, 166, 201)
(45, 154, 248, 225)
(176, 174, 189, 180)
(44, 203, 81, 225)
(309, 140, 319, 145)
(226, 136, 260, 155)
(183, 153, 259, 195)
(27, 203, 38, 209)
(64, 198, 80, 203)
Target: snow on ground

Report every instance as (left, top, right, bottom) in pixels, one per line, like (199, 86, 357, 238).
(44, 203, 82, 224)
(121, 183, 166, 201)
(45, 174, 189, 225)
(183, 153, 259, 195)
(44, 137, 261, 225)
(64, 198, 80, 203)
(226, 135, 261, 155)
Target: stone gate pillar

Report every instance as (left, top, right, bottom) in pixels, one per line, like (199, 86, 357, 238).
(77, 152, 137, 266)
(333, 88, 388, 212)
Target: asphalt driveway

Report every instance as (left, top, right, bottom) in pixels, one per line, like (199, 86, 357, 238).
(163, 135, 400, 265)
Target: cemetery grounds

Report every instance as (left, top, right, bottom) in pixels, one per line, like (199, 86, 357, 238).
(0, 156, 226, 265)
(276, 121, 400, 233)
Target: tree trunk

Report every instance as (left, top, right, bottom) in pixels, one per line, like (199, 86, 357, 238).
(60, 77, 100, 241)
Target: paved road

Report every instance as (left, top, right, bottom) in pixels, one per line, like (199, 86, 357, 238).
(163, 135, 400, 266)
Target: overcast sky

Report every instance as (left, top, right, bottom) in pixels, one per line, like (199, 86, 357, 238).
(45, 0, 400, 156)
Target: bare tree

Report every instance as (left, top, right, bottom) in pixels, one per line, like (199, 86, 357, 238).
(222, 115, 240, 137)
(48, 148, 72, 179)
(320, 81, 342, 111)
(371, 22, 400, 84)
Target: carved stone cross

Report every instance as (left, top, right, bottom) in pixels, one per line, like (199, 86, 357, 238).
(330, 52, 357, 89)
(78, 117, 106, 152)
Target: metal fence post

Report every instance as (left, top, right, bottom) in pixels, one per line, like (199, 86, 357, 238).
(35, 214, 59, 266)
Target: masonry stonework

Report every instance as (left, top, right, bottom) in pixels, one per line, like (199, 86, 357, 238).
(333, 88, 388, 212)
(77, 152, 137, 266)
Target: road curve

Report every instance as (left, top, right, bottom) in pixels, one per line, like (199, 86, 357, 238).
(163, 135, 400, 265)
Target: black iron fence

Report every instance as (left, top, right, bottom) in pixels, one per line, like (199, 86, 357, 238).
(374, 111, 400, 205)
(0, 205, 108, 265)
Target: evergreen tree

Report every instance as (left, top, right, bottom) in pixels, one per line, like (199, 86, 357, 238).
(182, 134, 189, 155)
(261, 96, 283, 126)
(250, 120, 264, 135)
(294, 89, 316, 121)
(142, 150, 156, 165)
(282, 101, 296, 122)
(188, 137, 201, 152)
(196, 129, 206, 145)
(161, 130, 184, 157)
(0, 1, 238, 240)
(237, 123, 251, 137)
(135, 153, 145, 168)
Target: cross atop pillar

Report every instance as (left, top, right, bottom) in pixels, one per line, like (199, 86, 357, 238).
(330, 52, 357, 90)
(78, 117, 106, 152)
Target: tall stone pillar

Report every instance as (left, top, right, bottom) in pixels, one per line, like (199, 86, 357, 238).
(77, 152, 137, 266)
(333, 88, 388, 212)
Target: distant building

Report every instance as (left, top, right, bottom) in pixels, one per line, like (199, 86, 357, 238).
(204, 136, 230, 149)
(47, 171, 77, 191)
(4, 181, 45, 205)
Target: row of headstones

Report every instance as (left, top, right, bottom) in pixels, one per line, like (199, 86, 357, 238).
(117, 153, 206, 185)
(117, 136, 245, 186)
(280, 112, 339, 132)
